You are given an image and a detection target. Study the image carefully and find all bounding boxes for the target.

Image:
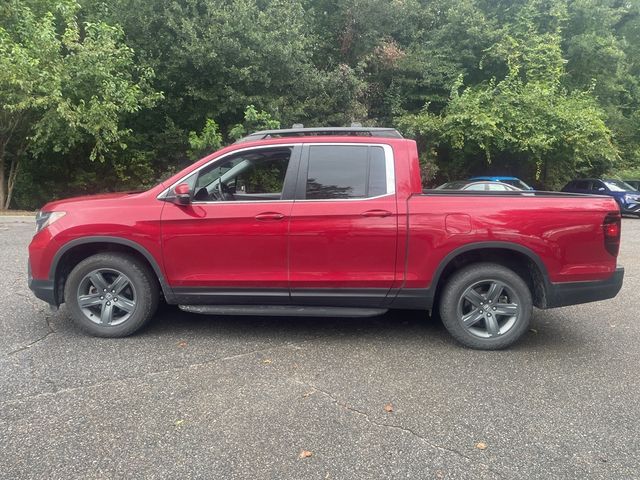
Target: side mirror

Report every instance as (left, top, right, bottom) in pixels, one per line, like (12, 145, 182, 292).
(598, 187, 606, 192)
(173, 183, 192, 205)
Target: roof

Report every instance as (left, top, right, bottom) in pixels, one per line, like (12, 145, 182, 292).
(436, 180, 520, 190)
(570, 178, 613, 182)
(236, 127, 403, 143)
(469, 176, 521, 181)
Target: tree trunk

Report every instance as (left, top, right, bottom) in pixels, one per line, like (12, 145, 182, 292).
(0, 143, 6, 211)
(0, 115, 23, 210)
(5, 154, 20, 210)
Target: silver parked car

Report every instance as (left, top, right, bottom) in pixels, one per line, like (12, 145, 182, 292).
(436, 180, 522, 191)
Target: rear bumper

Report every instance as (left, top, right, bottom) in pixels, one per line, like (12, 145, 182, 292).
(545, 267, 624, 308)
(28, 260, 57, 306)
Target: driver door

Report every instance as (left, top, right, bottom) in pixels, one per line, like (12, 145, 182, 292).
(161, 145, 301, 304)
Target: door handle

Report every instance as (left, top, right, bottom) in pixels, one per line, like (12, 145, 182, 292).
(255, 212, 286, 221)
(361, 209, 393, 218)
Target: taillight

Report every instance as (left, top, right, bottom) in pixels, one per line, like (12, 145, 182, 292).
(603, 212, 621, 256)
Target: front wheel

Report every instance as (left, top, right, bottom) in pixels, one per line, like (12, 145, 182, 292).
(64, 253, 159, 337)
(439, 263, 532, 350)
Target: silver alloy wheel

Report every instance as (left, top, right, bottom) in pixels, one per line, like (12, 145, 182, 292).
(76, 268, 137, 326)
(456, 279, 521, 338)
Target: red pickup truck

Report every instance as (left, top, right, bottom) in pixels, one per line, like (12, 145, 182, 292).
(28, 127, 624, 349)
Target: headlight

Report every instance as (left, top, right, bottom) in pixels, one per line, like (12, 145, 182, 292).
(35, 210, 66, 233)
(624, 194, 640, 204)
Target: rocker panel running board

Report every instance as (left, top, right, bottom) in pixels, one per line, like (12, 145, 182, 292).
(179, 305, 387, 317)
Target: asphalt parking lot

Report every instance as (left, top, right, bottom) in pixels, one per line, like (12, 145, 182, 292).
(1, 217, 639, 479)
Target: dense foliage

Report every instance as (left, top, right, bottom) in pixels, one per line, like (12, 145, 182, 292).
(1, 0, 639, 208)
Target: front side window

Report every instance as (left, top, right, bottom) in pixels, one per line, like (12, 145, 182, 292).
(304, 145, 389, 200)
(192, 147, 292, 202)
(603, 179, 634, 192)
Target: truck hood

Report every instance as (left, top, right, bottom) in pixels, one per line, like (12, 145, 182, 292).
(42, 191, 145, 211)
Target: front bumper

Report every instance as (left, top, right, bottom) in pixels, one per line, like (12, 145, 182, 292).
(620, 204, 640, 215)
(28, 260, 57, 306)
(545, 267, 624, 308)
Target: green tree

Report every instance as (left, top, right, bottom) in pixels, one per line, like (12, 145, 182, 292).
(0, 0, 160, 209)
(228, 105, 281, 141)
(399, 1, 618, 188)
(4, 0, 640, 208)
(188, 119, 223, 160)
(563, 0, 640, 174)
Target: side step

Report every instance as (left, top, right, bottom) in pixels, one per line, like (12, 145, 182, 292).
(178, 305, 388, 317)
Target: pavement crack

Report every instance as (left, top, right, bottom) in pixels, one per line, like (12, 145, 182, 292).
(1, 342, 301, 406)
(6, 315, 56, 356)
(292, 378, 503, 478)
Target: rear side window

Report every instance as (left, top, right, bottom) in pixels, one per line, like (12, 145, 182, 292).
(304, 145, 389, 200)
(573, 181, 590, 190)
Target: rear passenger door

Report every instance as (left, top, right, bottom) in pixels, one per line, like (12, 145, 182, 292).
(288, 143, 398, 307)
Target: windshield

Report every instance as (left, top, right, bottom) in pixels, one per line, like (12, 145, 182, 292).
(501, 179, 531, 190)
(196, 158, 248, 191)
(464, 183, 487, 191)
(436, 181, 468, 190)
(603, 179, 635, 192)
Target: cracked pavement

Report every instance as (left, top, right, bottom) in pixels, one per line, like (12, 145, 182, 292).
(1, 217, 639, 479)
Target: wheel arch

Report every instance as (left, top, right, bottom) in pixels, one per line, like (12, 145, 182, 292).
(50, 237, 173, 305)
(431, 242, 550, 309)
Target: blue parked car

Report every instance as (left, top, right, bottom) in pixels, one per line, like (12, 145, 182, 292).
(562, 178, 640, 216)
(469, 176, 534, 190)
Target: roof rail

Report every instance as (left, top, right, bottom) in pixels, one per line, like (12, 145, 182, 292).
(235, 127, 403, 143)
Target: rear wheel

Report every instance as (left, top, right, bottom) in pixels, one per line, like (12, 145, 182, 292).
(439, 263, 532, 350)
(64, 253, 159, 337)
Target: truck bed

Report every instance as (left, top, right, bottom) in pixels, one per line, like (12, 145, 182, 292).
(405, 190, 620, 288)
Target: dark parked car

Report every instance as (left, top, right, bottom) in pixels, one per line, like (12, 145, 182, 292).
(436, 180, 521, 191)
(562, 179, 640, 216)
(624, 180, 640, 191)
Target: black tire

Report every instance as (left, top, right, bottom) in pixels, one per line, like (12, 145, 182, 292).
(438, 263, 532, 350)
(64, 253, 159, 337)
